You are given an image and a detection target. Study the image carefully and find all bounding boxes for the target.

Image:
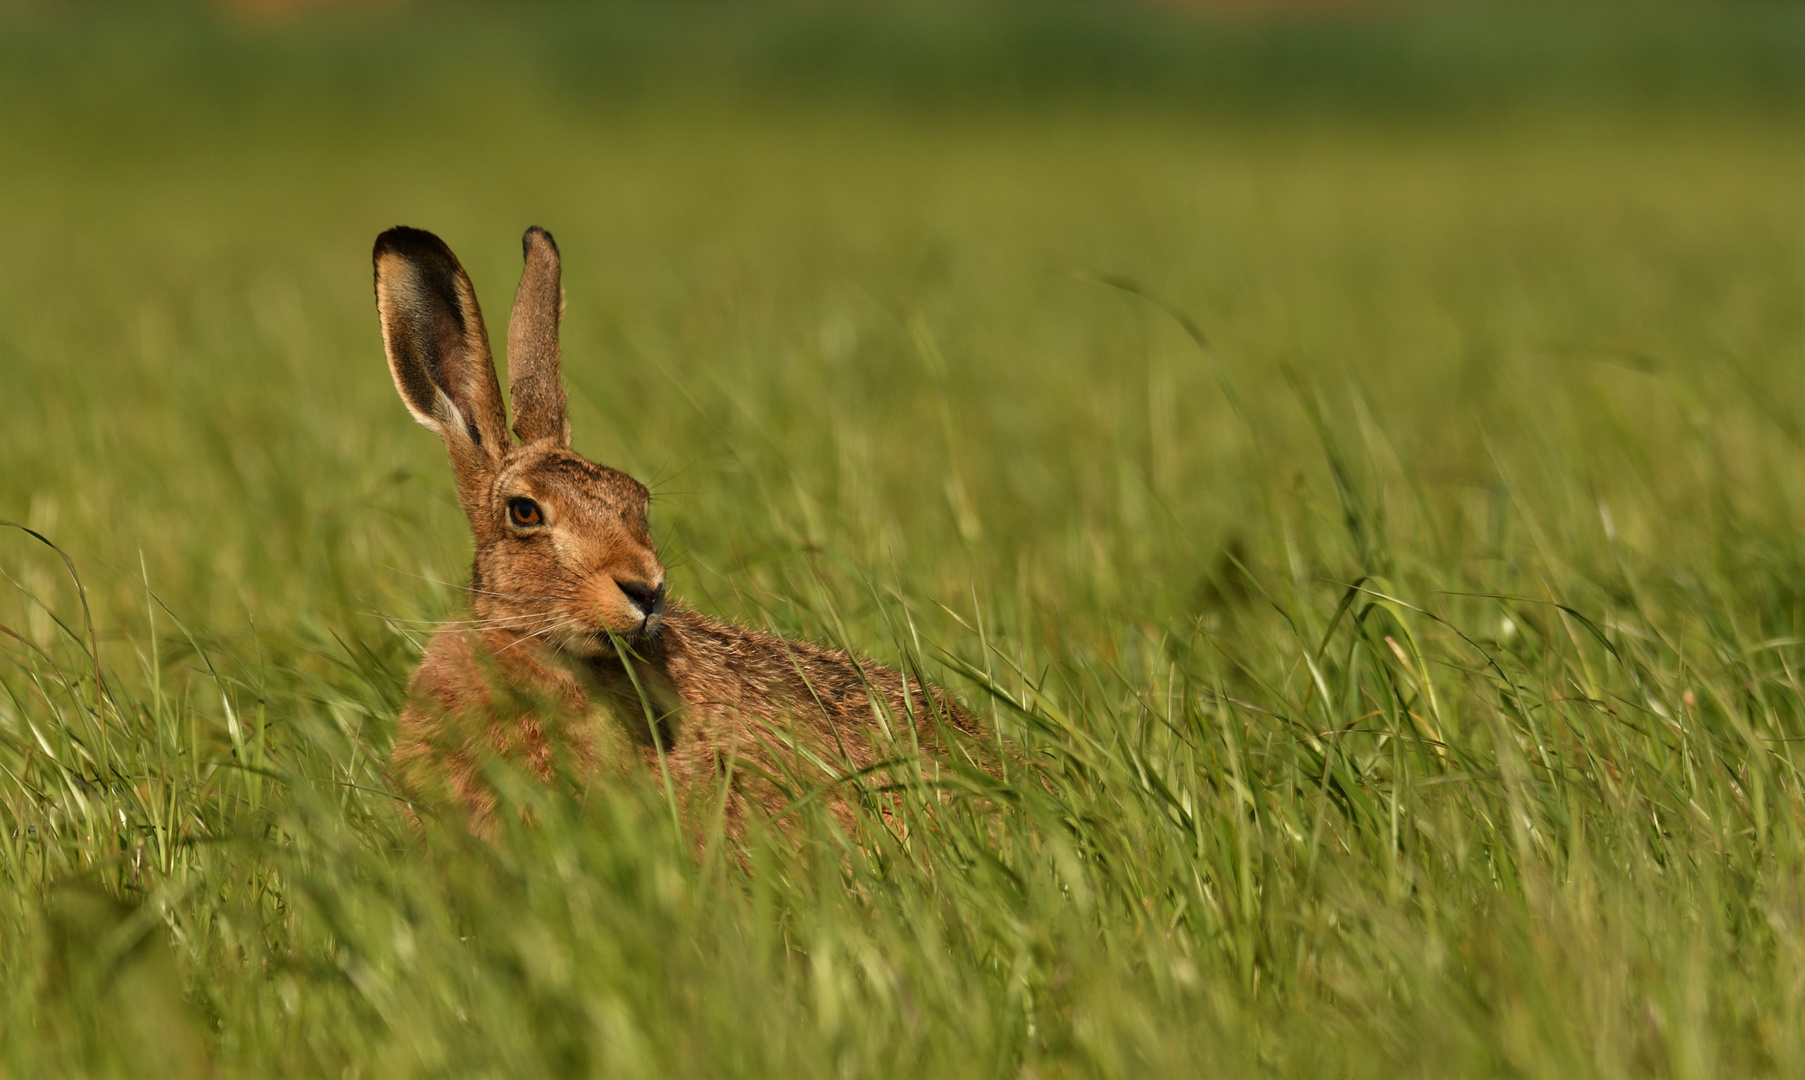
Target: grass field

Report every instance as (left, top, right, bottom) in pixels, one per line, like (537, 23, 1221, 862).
(7, 4, 1805, 1077)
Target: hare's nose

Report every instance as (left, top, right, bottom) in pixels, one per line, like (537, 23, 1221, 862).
(616, 579, 665, 618)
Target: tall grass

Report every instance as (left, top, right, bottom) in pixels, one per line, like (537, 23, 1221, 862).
(7, 5, 1805, 1077)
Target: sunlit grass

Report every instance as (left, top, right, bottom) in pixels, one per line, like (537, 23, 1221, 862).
(7, 6, 1805, 1078)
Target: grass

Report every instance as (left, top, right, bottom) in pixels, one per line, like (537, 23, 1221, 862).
(7, 4, 1805, 1077)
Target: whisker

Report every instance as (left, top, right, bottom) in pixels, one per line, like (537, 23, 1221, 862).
(376, 565, 585, 604)
(369, 609, 591, 638)
(471, 589, 584, 603)
(468, 610, 580, 627)
(494, 618, 589, 656)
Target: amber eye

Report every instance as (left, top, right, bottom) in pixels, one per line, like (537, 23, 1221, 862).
(507, 498, 543, 527)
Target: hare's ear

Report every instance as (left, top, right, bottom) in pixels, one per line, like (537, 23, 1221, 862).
(373, 228, 512, 514)
(506, 226, 569, 447)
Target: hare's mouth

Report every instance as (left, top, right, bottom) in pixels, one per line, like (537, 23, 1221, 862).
(617, 617, 663, 654)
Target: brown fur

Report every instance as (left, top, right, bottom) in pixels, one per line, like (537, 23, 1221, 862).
(375, 226, 976, 838)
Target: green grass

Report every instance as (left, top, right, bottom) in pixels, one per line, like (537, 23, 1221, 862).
(8, 4, 1805, 1077)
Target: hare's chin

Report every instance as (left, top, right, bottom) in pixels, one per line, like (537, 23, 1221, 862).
(553, 620, 662, 660)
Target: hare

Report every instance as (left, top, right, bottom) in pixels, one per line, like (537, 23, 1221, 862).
(374, 226, 976, 837)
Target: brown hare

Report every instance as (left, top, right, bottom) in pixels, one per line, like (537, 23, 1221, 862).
(374, 226, 975, 837)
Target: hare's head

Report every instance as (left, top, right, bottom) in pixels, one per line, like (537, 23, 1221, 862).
(374, 226, 665, 656)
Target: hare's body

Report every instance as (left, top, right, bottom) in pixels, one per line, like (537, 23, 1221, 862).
(393, 607, 968, 833)
(374, 226, 972, 834)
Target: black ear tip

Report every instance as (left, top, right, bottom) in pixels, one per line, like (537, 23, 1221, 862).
(375, 226, 457, 265)
(522, 226, 559, 258)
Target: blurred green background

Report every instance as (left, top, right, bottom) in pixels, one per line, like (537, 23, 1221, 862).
(6, 2, 1805, 1077)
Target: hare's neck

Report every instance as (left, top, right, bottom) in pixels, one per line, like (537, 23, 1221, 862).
(529, 643, 685, 748)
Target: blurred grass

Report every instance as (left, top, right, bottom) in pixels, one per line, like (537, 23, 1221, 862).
(8, 2, 1805, 1077)
(9, 1, 1805, 123)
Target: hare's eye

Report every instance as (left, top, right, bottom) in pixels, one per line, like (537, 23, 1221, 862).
(507, 498, 543, 527)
